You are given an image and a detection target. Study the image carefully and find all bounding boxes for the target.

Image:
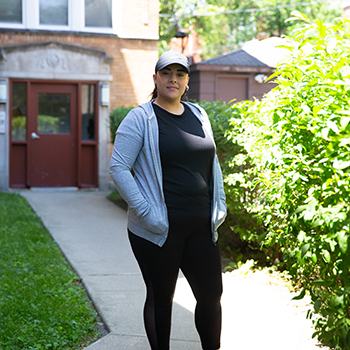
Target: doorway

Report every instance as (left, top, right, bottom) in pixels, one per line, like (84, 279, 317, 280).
(10, 80, 98, 188)
(29, 84, 77, 187)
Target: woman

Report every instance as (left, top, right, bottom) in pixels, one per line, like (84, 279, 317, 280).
(109, 50, 227, 350)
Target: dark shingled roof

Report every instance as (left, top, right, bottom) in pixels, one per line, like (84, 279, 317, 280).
(198, 49, 269, 67)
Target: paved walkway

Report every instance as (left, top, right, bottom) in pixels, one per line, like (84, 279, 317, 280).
(20, 189, 325, 350)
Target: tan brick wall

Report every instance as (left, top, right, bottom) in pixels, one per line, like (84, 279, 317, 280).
(120, 0, 159, 39)
(0, 31, 158, 109)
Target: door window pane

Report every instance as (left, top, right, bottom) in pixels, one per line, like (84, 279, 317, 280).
(0, 0, 22, 23)
(81, 85, 95, 141)
(12, 83, 27, 141)
(40, 0, 68, 25)
(38, 93, 70, 134)
(85, 0, 112, 28)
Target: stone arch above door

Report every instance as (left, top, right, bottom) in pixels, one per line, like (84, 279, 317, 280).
(0, 41, 113, 81)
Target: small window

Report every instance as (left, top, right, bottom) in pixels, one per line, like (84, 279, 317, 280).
(11, 83, 27, 141)
(85, 0, 112, 28)
(81, 84, 95, 141)
(38, 93, 70, 134)
(40, 0, 68, 26)
(0, 0, 22, 23)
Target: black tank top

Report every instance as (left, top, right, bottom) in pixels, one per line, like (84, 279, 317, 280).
(153, 103, 215, 222)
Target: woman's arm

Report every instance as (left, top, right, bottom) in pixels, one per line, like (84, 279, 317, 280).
(109, 110, 149, 217)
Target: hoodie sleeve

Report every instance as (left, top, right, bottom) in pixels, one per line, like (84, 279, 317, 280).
(109, 108, 149, 217)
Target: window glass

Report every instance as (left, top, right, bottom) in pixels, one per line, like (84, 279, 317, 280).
(40, 0, 68, 25)
(81, 84, 95, 141)
(0, 0, 22, 23)
(12, 83, 27, 141)
(85, 0, 112, 28)
(38, 93, 70, 134)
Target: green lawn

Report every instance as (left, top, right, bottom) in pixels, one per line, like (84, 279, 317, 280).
(0, 192, 101, 350)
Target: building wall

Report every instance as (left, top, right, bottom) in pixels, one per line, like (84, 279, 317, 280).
(120, 0, 159, 40)
(249, 75, 277, 100)
(0, 31, 158, 109)
(188, 70, 200, 102)
(0, 0, 160, 191)
(188, 69, 276, 104)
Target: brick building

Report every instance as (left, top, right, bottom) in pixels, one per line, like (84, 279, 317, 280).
(0, 0, 159, 191)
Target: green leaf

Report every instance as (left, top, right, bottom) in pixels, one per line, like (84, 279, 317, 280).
(301, 243, 310, 258)
(330, 295, 345, 308)
(327, 120, 339, 134)
(322, 250, 331, 263)
(339, 136, 350, 147)
(288, 10, 309, 23)
(316, 19, 327, 38)
(313, 279, 331, 287)
(303, 199, 317, 221)
(340, 116, 350, 130)
(292, 288, 306, 300)
(295, 205, 307, 214)
(292, 172, 300, 183)
(297, 230, 306, 243)
(321, 127, 329, 139)
(333, 159, 350, 170)
(301, 104, 311, 115)
(326, 37, 337, 54)
(338, 230, 348, 254)
(314, 299, 322, 313)
(337, 110, 350, 116)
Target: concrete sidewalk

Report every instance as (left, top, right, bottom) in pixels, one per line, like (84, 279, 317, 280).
(20, 189, 325, 350)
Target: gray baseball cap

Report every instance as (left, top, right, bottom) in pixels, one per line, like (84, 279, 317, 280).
(155, 50, 190, 74)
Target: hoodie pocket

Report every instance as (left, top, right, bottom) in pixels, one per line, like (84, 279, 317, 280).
(139, 204, 167, 234)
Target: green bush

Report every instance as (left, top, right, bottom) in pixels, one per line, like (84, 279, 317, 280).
(230, 12, 350, 349)
(198, 100, 271, 265)
(110, 106, 133, 143)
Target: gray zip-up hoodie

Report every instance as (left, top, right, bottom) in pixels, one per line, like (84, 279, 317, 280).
(109, 100, 227, 247)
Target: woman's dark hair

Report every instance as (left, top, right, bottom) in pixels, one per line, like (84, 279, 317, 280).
(149, 85, 189, 101)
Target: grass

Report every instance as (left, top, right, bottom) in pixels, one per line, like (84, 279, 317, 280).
(0, 192, 101, 350)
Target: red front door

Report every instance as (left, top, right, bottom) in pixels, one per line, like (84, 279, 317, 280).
(28, 84, 77, 187)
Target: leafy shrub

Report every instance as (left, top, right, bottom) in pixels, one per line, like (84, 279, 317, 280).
(230, 12, 350, 349)
(199, 100, 271, 265)
(110, 106, 133, 143)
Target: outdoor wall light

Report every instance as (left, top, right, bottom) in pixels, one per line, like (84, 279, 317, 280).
(100, 82, 110, 106)
(255, 74, 268, 84)
(0, 80, 7, 103)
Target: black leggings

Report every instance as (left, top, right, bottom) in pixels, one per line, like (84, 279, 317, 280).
(128, 217, 222, 350)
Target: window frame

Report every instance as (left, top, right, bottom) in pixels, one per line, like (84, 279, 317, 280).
(84, 0, 113, 32)
(37, 0, 71, 31)
(0, 0, 26, 29)
(0, 0, 117, 34)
